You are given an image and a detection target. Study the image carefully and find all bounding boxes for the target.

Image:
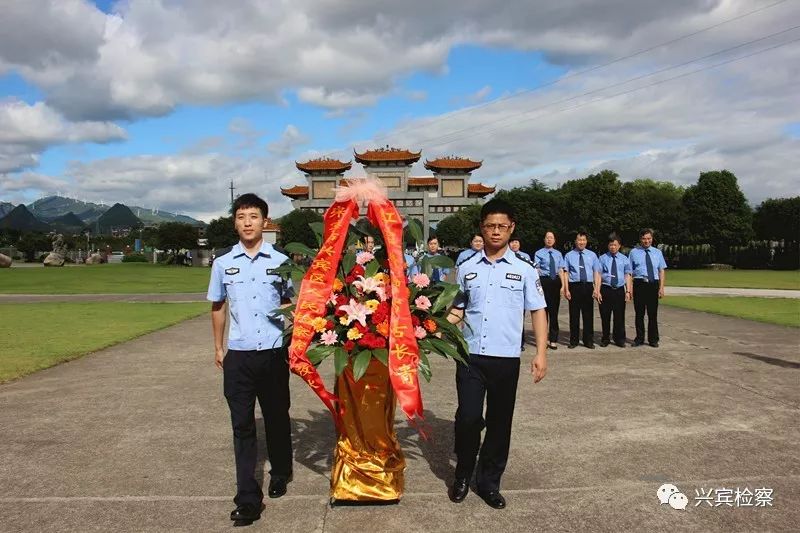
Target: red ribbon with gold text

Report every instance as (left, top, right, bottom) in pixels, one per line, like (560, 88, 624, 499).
(367, 200, 423, 420)
(288, 200, 358, 428)
(289, 196, 423, 424)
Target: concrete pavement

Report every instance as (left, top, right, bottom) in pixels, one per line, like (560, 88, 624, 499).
(0, 305, 798, 532)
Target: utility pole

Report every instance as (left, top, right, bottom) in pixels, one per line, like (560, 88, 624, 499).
(229, 180, 236, 209)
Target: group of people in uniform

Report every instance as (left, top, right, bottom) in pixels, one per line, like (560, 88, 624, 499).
(208, 193, 666, 524)
(453, 226, 668, 350)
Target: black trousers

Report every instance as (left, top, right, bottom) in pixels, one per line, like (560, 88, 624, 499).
(541, 276, 562, 342)
(633, 279, 660, 343)
(599, 285, 626, 345)
(568, 281, 594, 346)
(223, 348, 293, 506)
(454, 354, 520, 493)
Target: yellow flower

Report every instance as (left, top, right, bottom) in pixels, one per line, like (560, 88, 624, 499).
(347, 327, 363, 340)
(339, 316, 352, 326)
(373, 272, 389, 284)
(365, 299, 380, 312)
(311, 317, 328, 332)
(332, 278, 344, 292)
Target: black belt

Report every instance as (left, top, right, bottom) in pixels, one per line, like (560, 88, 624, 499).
(602, 285, 625, 290)
(569, 281, 593, 285)
(634, 278, 658, 283)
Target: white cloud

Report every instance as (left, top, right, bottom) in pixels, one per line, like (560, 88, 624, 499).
(468, 85, 492, 104)
(266, 125, 311, 157)
(0, 100, 126, 173)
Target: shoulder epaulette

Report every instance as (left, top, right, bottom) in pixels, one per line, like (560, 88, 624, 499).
(456, 250, 479, 267)
(515, 252, 537, 270)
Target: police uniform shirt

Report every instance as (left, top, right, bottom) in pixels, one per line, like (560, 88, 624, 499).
(562, 248, 599, 282)
(456, 247, 480, 267)
(628, 245, 668, 280)
(534, 247, 564, 279)
(404, 253, 419, 279)
(594, 252, 632, 287)
(454, 247, 547, 358)
(207, 241, 294, 351)
(515, 250, 531, 261)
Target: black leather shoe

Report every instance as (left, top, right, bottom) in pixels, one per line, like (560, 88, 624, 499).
(230, 503, 261, 522)
(568, 343, 578, 349)
(585, 344, 595, 349)
(477, 490, 506, 509)
(548, 342, 558, 350)
(632, 340, 644, 347)
(268, 475, 291, 498)
(450, 478, 469, 503)
(599, 340, 609, 347)
(649, 342, 659, 348)
(615, 342, 626, 348)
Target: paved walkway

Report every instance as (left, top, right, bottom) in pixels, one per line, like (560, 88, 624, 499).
(0, 304, 798, 532)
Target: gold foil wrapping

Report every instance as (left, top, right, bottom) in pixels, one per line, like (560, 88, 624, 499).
(330, 358, 405, 502)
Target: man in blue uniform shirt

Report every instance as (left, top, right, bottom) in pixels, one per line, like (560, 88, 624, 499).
(534, 231, 564, 350)
(207, 193, 295, 526)
(628, 228, 668, 347)
(423, 235, 450, 282)
(455, 234, 484, 270)
(561, 231, 599, 349)
(447, 199, 548, 510)
(593, 233, 632, 347)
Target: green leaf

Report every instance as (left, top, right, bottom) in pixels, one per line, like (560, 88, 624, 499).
(417, 338, 434, 353)
(284, 242, 317, 258)
(418, 351, 432, 382)
(426, 254, 455, 269)
(341, 251, 356, 276)
(290, 267, 306, 285)
(334, 347, 349, 376)
(372, 348, 388, 366)
(406, 218, 423, 245)
(306, 345, 334, 365)
(430, 282, 461, 315)
(428, 337, 466, 364)
(309, 222, 325, 247)
(432, 316, 470, 361)
(364, 259, 380, 278)
(352, 350, 372, 381)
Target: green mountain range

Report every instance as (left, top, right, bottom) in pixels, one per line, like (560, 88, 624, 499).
(0, 202, 15, 219)
(26, 196, 205, 226)
(0, 205, 52, 232)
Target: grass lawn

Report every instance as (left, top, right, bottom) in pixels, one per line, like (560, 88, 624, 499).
(0, 302, 207, 382)
(0, 263, 210, 294)
(667, 270, 800, 290)
(663, 296, 800, 328)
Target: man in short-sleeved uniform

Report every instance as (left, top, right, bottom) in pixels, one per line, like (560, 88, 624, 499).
(534, 231, 564, 349)
(448, 199, 548, 510)
(628, 228, 668, 347)
(593, 233, 632, 347)
(208, 193, 294, 525)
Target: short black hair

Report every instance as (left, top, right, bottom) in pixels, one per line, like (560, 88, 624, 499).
(576, 231, 589, 239)
(232, 193, 269, 218)
(639, 228, 654, 238)
(427, 235, 439, 244)
(509, 237, 521, 243)
(480, 198, 515, 223)
(471, 233, 483, 241)
(607, 232, 621, 244)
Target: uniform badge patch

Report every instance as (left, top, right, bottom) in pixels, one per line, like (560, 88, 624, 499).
(536, 278, 544, 295)
(465, 272, 478, 280)
(505, 273, 522, 281)
(225, 267, 240, 275)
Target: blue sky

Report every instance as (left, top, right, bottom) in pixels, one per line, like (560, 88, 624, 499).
(1, 0, 798, 220)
